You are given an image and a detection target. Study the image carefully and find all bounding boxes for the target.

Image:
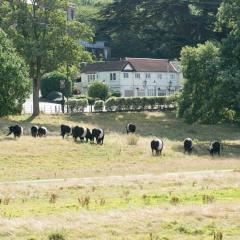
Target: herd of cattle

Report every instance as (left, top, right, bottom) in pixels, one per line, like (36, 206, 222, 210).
(6, 123, 221, 156)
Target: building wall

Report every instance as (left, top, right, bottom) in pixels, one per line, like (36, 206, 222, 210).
(79, 71, 181, 97)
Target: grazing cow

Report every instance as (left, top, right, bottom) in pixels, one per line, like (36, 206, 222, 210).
(38, 126, 48, 137)
(126, 123, 136, 134)
(92, 128, 104, 144)
(60, 124, 71, 139)
(72, 126, 92, 142)
(208, 141, 221, 156)
(151, 139, 164, 156)
(184, 138, 193, 154)
(31, 125, 39, 138)
(7, 125, 23, 138)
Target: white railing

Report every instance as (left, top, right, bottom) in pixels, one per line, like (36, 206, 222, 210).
(22, 103, 62, 114)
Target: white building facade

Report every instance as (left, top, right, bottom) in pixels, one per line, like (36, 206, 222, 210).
(79, 58, 182, 97)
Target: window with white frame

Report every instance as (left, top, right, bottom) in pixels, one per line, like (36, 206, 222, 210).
(135, 73, 141, 79)
(110, 73, 116, 81)
(170, 73, 175, 79)
(146, 73, 151, 78)
(124, 73, 129, 78)
(87, 74, 96, 82)
(158, 73, 162, 79)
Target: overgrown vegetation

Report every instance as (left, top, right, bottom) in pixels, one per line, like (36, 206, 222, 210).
(0, 29, 30, 116)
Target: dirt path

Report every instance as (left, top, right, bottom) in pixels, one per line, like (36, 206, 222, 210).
(0, 169, 236, 186)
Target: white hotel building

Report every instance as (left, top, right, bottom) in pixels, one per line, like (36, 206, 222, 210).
(79, 58, 182, 97)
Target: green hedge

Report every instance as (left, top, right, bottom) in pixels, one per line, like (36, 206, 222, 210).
(94, 100, 104, 112)
(104, 96, 176, 111)
(67, 98, 88, 113)
(65, 96, 177, 113)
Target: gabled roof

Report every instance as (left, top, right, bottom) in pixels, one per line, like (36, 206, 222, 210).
(82, 58, 178, 73)
(126, 58, 177, 72)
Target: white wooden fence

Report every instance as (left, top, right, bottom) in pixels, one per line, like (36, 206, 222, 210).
(22, 103, 62, 114)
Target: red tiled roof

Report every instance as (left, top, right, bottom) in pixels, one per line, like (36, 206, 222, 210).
(82, 58, 177, 73)
(126, 58, 177, 72)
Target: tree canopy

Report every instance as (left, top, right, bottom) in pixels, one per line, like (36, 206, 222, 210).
(0, 29, 30, 116)
(97, 0, 224, 59)
(0, 0, 93, 115)
(178, 0, 240, 124)
(178, 42, 221, 123)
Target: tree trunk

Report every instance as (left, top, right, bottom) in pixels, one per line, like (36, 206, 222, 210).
(32, 77, 40, 116)
(32, 57, 41, 116)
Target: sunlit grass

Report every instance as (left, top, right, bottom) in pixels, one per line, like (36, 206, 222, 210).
(0, 112, 239, 239)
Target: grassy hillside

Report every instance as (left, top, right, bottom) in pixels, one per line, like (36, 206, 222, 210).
(0, 112, 239, 239)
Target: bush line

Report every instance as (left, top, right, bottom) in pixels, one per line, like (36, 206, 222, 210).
(67, 96, 177, 113)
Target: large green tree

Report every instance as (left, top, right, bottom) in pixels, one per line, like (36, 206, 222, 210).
(178, 41, 221, 123)
(0, 0, 92, 116)
(97, 0, 224, 59)
(0, 29, 30, 116)
(216, 0, 240, 120)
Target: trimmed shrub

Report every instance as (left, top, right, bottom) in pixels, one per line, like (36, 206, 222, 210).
(40, 71, 72, 98)
(88, 81, 110, 100)
(67, 99, 77, 113)
(104, 96, 176, 112)
(94, 100, 104, 112)
(105, 97, 116, 111)
(76, 98, 88, 112)
(67, 98, 88, 113)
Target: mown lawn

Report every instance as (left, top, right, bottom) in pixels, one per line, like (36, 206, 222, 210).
(0, 112, 239, 239)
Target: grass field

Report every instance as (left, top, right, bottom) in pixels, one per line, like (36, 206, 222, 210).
(0, 112, 239, 239)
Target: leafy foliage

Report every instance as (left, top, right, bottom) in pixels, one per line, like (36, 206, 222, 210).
(94, 100, 104, 111)
(216, 0, 240, 122)
(178, 42, 221, 123)
(178, 1, 240, 124)
(67, 98, 88, 112)
(88, 81, 110, 100)
(40, 72, 72, 98)
(0, 29, 30, 116)
(97, 0, 224, 59)
(104, 96, 176, 112)
(0, 0, 93, 115)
